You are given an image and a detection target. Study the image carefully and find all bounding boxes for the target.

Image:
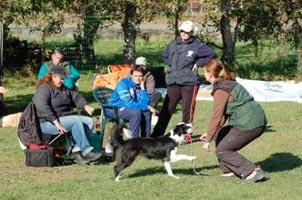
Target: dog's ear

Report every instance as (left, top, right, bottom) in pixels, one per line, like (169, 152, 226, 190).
(172, 124, 183, 136)
(173, 123, 193, 135)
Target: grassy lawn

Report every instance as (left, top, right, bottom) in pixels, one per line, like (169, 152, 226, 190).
(1, 72, 302, 200)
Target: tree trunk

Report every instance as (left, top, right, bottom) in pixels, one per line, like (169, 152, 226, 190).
(122, 3, 137, 64)
(0, 22, 3, 68)
(82, 15, 99, 68)
(174, 6, 179, 39)
(220, 0, 235, 68)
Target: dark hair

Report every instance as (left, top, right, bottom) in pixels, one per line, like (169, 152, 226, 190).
(51, 48, 65, 57)
(204, 59, 235, 80)
(131, 65, 146, 76)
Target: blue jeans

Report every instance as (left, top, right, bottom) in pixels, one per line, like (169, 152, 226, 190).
(105, 108, 151, 138)
(40, 115, 94, 155)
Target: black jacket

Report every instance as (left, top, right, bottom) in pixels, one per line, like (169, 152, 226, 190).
(162, 36, 216, 86)
(32, 83, 87, 123)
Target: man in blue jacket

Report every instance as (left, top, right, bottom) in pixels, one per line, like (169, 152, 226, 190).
(151, 20, 217, 137)
(37, 48, 80, 90)
(107, 66, 157, 138)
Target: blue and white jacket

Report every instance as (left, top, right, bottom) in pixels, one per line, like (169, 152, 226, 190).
(108, 77, 150, 111)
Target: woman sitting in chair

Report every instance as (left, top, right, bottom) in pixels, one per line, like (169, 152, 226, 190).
(33, 67, 101, 164)
(107, 65, 157, 138)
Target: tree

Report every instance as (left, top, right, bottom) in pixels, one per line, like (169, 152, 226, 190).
(1, 0, 70, 64)
(164, 0, 189, 38)
(70, 0, 118, 68)
(121, 0, 170, 62)
(200, 0, 284, 68)
(121, 2, 138, 63)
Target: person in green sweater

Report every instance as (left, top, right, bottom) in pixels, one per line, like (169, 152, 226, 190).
(200, 59, 267, 183)
(37, 48, 80, 90)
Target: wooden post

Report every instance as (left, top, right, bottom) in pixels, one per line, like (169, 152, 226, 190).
(0, 22, 3, 67)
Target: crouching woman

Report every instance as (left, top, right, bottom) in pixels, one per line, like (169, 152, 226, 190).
(200, 59, 267, 183)
(33, 67, 101, 164)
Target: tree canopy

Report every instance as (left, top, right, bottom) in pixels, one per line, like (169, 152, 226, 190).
(1, 0, 302, 68)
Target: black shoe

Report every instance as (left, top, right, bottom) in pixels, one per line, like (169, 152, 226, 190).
(71, 152, 90, 165)
(83, 151, 102, 162)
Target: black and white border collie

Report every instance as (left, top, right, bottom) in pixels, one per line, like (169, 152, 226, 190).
(112, 123, 196, 182)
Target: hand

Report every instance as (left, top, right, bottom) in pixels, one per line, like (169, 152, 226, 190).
(199, 133, 208, 141)
(0, 86, 8, 94)
(53, 120, 68, 133)
(192, 64, 198, 71)
(148, 105, 158, 115)
(140, 80, 145, 90)
(84, 105, 95, 116)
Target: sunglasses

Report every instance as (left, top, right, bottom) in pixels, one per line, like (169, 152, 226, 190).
(180, 30, 191, 34)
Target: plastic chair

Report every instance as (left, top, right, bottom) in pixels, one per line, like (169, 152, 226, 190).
(92, 87, 125, 135)
(107, 64, 133, 76)
(93, 86, 129, 162)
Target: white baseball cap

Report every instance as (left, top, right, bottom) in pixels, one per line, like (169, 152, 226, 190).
(179, 20, 194, 33)
(135, 56, 148, 66)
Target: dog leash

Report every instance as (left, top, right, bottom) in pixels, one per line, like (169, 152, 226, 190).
(186, 135, 204, 175)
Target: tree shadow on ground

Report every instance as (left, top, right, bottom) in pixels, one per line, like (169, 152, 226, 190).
(2, 94, 33, 114)
(257, 152, 301, 173)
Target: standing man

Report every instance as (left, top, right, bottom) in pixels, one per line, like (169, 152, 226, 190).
(38, 48, 80, 90)
(151, 20, 216, 137)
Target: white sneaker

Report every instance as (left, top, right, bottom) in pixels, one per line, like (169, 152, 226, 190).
(123, 128, 132, 139)
(220, 172, 235, 178)
(151, 115, 158, 126)
(104, 143, 113, 153)
(243, 167, 266, 183)
(104, 143, 114, 162)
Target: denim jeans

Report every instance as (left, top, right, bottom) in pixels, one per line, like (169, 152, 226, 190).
(105, 108, 151, 138)
(40, 115, 94, 155)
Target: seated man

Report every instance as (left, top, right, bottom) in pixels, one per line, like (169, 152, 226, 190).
(37, 48, 80, 90)
(135, 56, 161, 108)
(106, 65, 157, 138)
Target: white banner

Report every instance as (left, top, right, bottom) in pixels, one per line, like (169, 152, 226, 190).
(236, 77, 302, 103)
(156, 78, 302, 103)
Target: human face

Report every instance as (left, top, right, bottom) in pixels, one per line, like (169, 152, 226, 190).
(180, 30, 193, 41)
(203, 68, 213, 83)
(52, 74, 64, 88)
(51, 52, 64, 66)
(130, 70, 144, 85)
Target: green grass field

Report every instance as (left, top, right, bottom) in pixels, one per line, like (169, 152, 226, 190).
(1, 72, 302, 200)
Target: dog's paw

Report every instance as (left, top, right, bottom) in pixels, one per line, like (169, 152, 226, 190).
(115, 175, 121, 182)
(189, 156, 197, 161)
